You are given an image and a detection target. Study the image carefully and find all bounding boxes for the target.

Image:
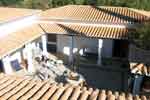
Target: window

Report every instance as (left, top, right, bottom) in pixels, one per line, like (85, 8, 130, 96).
(47, 34, 57, 52)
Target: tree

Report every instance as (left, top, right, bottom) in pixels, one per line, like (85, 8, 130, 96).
(131, 22, 150, 50)
(20, 0, 49, 9)
(0, 0, 150, 11)
(0, 0, 23, 7)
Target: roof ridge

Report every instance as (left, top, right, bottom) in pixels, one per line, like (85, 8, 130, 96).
(56, 5, 128, 8)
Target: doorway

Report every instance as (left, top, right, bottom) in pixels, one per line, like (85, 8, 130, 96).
(0, 60, 4, 72)
(47, 34, 57, 52)
(113, 40, 129, 58)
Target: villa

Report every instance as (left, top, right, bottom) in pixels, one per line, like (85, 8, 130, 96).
(0, 5, 149, 99)
(40, 5, 149, 63)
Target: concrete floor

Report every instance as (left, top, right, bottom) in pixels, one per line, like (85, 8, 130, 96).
(49, 52, 130, 91)
(76, 64, 129, 92)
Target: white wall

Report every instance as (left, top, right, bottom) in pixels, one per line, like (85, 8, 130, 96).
(57, 35, 98, 55)
(57, 35, 113, 58)
(57, 35, 71, 55)
(1, 50, 22, 74)
(1, 40, 41, 73)
(9, 51, 22, 63)
(2, 56, 14, 74)
(23, 41, 42, 59)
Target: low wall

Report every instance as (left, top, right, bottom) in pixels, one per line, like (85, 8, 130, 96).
(129, 44, 150, 64)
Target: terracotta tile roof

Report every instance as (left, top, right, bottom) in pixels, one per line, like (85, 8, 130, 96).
(130, 63, 150, 76)
(130, 8, 150, 17)
(0, 73, 148, 100)
(0, 24, 44, 59)
(40, 23, 132, 39)
(0, 7, 41, 22)
(42, 5, 150, 24)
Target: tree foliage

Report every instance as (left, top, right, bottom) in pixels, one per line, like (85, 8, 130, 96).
(132, 23, 150, 50)
(0, 0, 150, 10)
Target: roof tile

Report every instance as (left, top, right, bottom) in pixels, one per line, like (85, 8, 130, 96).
(42, 5, 150, 24)
(0, 7, 40, 22)
(0, 74, 148, 100)
(0, 24, 44, 58)
(40, 23, 131, 40)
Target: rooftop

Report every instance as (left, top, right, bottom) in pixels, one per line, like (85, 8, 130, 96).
(39, 5, 150, 40)
(0, 73, 148, 100)
(39, 23, 132, 39)
(0, 5, 149, 59)
(0, 24, 43, 59)
(42, 5, 150, 24)
(0, 7, 41, 23)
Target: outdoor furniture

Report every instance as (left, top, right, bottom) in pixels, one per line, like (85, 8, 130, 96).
(56, 60, 63, 65)
(65, 72, 85, 86)
(34, 55, 85, 85)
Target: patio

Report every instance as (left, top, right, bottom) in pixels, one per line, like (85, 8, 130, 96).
(46, 52, 130, 91)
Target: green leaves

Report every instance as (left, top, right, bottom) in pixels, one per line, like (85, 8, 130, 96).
(132, 23, 150, 50)
(0, 0, 150, 10)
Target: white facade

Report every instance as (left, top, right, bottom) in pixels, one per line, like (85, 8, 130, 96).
(57, 35, 98, 55)
(2, 56, 14, 74)
(41, 34, 48, 56)
(9, 51, 22, 64)
(57, 35, 113, 58)
(2, 50, 23, 74)
(1, 38, 44, 74)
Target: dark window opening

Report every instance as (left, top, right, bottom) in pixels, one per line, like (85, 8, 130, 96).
(113, 40, 129, 58)
(47, 44, 56, 52)
(10, 59, 22, 71)
(48, 34, 56, 42)
(0, 60, 4, 72)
